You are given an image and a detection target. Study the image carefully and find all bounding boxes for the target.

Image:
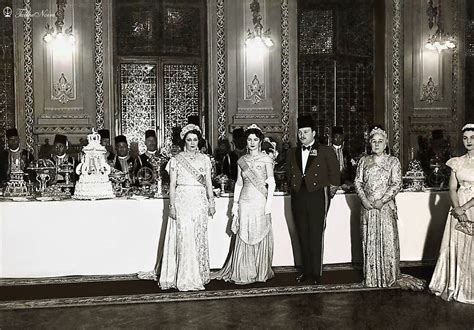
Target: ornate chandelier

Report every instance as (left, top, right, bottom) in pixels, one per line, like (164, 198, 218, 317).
(43, 0, 75, 46)
(245, 0, 274, 49)
(424, 0, 455, 52)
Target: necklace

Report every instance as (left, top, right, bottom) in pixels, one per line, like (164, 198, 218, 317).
(185, 151, 198, 160)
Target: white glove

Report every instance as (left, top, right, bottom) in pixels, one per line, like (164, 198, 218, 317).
(232, 202, 239, 217)
(264, 177, 276, 215)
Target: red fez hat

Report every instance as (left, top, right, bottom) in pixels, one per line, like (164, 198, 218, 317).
(297, 115, 314, 129)
(98, 129, 110, 139)
(115, 135, 128, 144)
(6, 128, 19, 138)
(145, 130, 156, 139)
(54, 134, 67, 145)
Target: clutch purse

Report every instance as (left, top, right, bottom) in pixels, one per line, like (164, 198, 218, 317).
(455, 220, 474, 236)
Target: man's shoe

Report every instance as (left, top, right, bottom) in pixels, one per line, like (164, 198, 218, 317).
(296, 273, 306, 282)
(313, 276, 322, 285)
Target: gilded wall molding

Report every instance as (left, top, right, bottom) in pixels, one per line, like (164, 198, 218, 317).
(216, 0, 226, 140)
(391, 0, 402, 158)
(23, 0, 34, 152)
(420, 77, 439, 104)
(33, 126, 92, 134)
(246, 75, 265, 104)
(52, 73, 74, 104)
(280, 0, 290, 143)
(451, 0, 459, 125)
(94, 0, 105, 129)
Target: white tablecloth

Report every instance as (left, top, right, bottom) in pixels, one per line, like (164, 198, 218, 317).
(0, 191, 451, 278)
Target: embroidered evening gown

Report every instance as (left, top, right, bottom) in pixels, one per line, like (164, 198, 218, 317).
(213, 154, 274, 284)
(355, 154, 424, 289)
(159, 153, 211, 291)
(429, 155, 474, 304)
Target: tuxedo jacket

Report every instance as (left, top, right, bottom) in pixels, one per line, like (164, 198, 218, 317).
(286, 144, 341, 193)
(0, 149, 34, 184)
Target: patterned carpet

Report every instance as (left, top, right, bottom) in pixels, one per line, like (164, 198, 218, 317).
(0, 264, 433, 310)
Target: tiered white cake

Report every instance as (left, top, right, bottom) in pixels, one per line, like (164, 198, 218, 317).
(73, 130, 115, 200)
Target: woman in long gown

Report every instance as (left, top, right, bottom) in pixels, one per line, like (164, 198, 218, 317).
(429, 124, 474, 304)
(213, 124, 275, 284)
(355, 126, 424, 290)
(159, 124, 216, 291)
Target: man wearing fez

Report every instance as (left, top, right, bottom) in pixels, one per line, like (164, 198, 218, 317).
(98, 129, 114, 162)
(50, 134, 76, 183)
(330, 126, 354, 191)
(286, 115, 340, 284)
(0, 128, 34, 186)
(112, 135, 140, 185)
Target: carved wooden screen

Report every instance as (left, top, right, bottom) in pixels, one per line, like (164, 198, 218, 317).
(0, 0, 15, 148)
(298, 0, 376, 157)
(162, 63, 200, 148)
(119, 63, 158, 153)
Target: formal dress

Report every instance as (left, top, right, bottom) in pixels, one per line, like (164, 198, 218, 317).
(286, 144, 340, 279)
(355, 154, 424, 290)
(429, 155, 474, 304)
(159, 152, 211, 291)
(213, 154, 274, 284)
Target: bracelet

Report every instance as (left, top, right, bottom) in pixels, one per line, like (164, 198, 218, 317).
(209, 199, 215, 208)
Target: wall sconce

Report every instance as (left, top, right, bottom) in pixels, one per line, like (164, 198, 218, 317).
(245, 0, 274, 49)
(43, 0, 75, 46)
(425, 0, 455, 52)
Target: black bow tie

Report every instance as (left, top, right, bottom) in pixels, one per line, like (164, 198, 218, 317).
(302, 145, 311, 151)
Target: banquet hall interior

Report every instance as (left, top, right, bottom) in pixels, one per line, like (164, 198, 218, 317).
(1, 0, 474, 327)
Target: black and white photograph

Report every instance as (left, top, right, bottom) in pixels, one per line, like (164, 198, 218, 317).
(0, 0, 473, 328)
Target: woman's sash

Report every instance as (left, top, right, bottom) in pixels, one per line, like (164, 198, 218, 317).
(238, 158, 267, 197)
(175, 153, 206, 186)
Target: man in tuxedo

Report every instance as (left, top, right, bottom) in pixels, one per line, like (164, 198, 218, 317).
(0, 128, 34, 186)
(286, 115, 340, 284)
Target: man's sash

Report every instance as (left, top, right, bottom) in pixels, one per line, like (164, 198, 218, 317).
(238, 157, 267, 197)
(175, 153, 206, 186)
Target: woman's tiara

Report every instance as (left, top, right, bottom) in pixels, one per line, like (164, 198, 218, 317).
(369, 126, 387, 139)
(462, 123, 474, 131)
(180, 124, 201, 139)
(245, 124, 262, 132)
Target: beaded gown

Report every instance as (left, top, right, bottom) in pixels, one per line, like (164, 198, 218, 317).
(355, 154, 424, 289)
(213, 154, 274, 284)
(429, 155, 474, 304)
(159, 152, 211, 291)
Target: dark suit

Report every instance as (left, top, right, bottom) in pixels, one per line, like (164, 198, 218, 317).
(0, 149, 34, 185)
(112, 155, 140, 185)
(286, 144, 340, 279)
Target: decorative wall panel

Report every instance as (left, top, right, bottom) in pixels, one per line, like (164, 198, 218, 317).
(23, 0, 34, 152)
(0, 0, 15, 148)
(299, 10, 333, 55)
(163, 64, 199, 146)
(162, 5, 201, 55)
(280, 0, 290, 143)
(298, 2, 374, 157)
(95, 0, 105, 129)
(119, 63, 157, 153)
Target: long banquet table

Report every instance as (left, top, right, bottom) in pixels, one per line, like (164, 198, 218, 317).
(0, 191, 451, 278)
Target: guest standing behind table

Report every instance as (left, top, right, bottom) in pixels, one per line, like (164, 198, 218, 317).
(354, 126, 424, 290)
(213, 124, 275, 284)
(50, 134, 76, 184)
(112, 135, 141, 185)
(159, 124, 215, 291)
(286, 115, 340, 284)
(429, 124, 474, 304)
(98, 129, 114, 162)
(0, 128, 34, 186)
